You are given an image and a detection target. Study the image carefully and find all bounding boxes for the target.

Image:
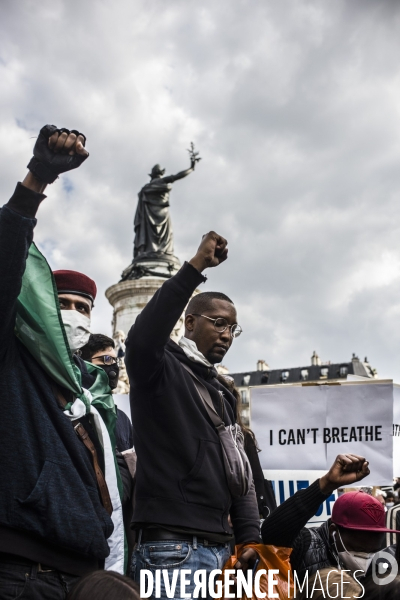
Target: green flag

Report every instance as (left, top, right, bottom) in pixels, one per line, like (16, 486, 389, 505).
(15, 242, 126, 572)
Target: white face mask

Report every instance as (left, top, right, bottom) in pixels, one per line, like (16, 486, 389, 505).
(61, 310, 91, 352)
(386, 502, 394, 508)
(333, 530, 375, 576)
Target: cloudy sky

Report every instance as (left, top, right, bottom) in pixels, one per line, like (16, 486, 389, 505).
(2, 0, 400, 378)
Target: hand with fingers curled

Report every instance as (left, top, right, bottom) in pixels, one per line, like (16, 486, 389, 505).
(27, 125, 89, 184)
(189, 231, 228, 273)
(319, 453, 370, 495)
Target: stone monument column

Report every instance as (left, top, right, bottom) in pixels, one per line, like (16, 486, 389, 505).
(105, 275, 187, 344)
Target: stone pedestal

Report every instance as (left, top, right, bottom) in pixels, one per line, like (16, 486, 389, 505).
(106, 268, 200, 394)
(106, 276, 200, 343)
(106, 277, 165, 338)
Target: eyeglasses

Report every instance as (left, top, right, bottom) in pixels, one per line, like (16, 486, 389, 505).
(192, 314, 243, 338)
(92, 355, 121, 366)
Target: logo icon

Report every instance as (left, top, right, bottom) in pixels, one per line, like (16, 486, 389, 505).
(361, 501, 383, 523)
(372, 550, 398, 586)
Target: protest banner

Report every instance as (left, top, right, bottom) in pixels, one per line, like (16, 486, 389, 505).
(114, 393, 131, 419)
(263, 469, 338, 525)
(251, 380, 394, 486)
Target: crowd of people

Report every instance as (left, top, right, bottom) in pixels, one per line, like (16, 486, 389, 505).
(1, 124, 399, 599)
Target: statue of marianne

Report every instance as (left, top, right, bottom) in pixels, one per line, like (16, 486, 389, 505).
(133, 157, 197, 259)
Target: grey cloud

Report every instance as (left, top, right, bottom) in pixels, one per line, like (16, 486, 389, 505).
(1, 0, 400, 379)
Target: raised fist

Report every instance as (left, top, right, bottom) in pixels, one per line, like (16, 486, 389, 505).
(189, 231, 228, 273)
(319, 454, 370, 495)
(27, 125, 89, 184)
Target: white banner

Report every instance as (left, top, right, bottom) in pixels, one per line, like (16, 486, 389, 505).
(251, 381, 394, 486)
(114, 393, 131, 420)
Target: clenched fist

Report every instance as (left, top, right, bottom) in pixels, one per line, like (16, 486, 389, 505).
(27, 125, 89, 184)
(319, 454, 370, 495)
(189, 231, 228, 273)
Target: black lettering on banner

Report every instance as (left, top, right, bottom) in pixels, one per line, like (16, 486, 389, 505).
(393, 424, 400, 437)
(375, 425, 382, 441)
(270, 430, 273, 445)
(323, 428, 331, 443)
(365, 426, 373, 441)
(279, 429, 286, 445)
(349, 427, 357, 441)
(297, 429, 305, 444)
(357, 426, 364, 441)
(341, 427, 348, 443)
(311, 428, 318, 443)
(332, 427, 340, 443)
(287, 429, 295, 445)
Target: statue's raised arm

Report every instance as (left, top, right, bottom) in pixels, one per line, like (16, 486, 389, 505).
(162, 162, 195, 184)
(161, 143, 202, 184)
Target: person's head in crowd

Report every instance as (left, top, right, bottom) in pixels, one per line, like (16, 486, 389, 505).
(329, 491, 396, 574)
(80, 334, 120, 389)
(297, 568, 362, 599)
(53, 269, 97, 352)
(362, 575, 400, 599)
(67, 570, 140, 599)
(385, 491, 395, 508)
(184, 291, 241, 365)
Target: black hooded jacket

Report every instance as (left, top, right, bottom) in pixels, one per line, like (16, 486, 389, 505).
(0, 184, 114, 576)
(125, 262, 260, 543)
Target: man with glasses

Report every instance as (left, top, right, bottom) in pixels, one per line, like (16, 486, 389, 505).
(126, 231, 260, 599)
(80, 334, 133, 453)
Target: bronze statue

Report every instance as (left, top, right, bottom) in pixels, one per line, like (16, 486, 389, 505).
(121, 144, 201, 281)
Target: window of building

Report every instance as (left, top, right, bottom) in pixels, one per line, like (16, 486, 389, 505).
(320, 367, 329, 379)
(261, 374, 269, 384)
(300, 369, 309, 381)
(281, 370, 289, 382)
(240, 390, 249, 405)
(242, 375, 251, 386)
(339, 366, 348, 377)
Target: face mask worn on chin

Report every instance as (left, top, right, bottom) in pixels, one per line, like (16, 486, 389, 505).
(333, 530, 375, 576)
(61, 310, 91, 353)
(101, 363, 120, 390)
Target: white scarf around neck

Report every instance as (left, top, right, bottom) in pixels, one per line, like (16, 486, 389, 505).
(178, 336, 213, 368)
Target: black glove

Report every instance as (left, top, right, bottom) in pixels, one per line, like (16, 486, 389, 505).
(27, 125, 88, 184)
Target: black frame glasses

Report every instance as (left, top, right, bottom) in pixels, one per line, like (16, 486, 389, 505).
(192, 314, 243, 338)
(92, 355, 121, 366)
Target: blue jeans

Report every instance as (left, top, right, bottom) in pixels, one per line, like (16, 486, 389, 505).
(131, 535, 231, 600)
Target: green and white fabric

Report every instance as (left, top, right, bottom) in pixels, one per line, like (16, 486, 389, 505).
(15, 242, 125, 573)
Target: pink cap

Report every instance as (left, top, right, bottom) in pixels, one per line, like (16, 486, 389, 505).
(332, 490, 400, 533)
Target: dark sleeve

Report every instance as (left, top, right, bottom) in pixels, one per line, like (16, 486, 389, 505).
(116, 452, 133, 507)
(0, 183, 45, 358)
(230, 483, 261, 544)
(261, 479, 329, 547)
(125, 261, 205, 388)
(243, 433, 271, 516)
(115, 409, 134, 452)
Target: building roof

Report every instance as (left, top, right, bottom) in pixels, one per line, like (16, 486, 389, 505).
(231, 357, 375, 387)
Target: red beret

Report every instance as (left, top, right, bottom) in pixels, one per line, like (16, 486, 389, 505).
(53, 270, 97, 303)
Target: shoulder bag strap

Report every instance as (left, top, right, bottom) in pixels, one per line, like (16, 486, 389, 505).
(51, 383, 113, 516)
(180, 362, 225, 430)
(74, 422, 113, 516)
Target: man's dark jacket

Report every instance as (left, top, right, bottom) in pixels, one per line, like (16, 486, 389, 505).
(0, 184, 113, 575)
(125, 261, 260, 543)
